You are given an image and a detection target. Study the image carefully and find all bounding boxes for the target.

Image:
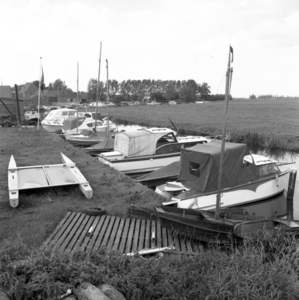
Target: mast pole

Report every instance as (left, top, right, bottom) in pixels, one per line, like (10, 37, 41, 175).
(76, 62, 79, 134)
(106, 59, 110, 137)
(95, 42, 102, 131)
(215, 45, 233, 219)
(37, 57, 42, 130)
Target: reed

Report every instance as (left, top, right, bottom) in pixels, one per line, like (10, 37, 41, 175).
(1, 229, 299, 300)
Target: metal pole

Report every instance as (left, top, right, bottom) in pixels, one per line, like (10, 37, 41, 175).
(106, 59, 110, 137)
(287, 169, 297, 221)
(95, 42, 102, 131)
(14, 84, 21, 127)
(76, 62, 79, 134)
(37, 57, 42, 130)
(215, 45, 233, 219)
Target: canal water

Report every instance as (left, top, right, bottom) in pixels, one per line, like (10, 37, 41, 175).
(249, 145, 299, 219)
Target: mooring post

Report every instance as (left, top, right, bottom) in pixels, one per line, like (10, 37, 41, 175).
(287, 169, 297, 221)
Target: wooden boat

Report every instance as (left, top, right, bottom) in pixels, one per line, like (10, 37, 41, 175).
(156, 141, 294, 217)
(154, 205, 299, 242)
(8, 153, 92, 208)
(154, 205, 242, 244)
(98, 128, 210, 177)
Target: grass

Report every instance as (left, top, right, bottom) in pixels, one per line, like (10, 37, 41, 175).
(1, 229, 299, 299)
(1, 98, 299, 299)
(102, 98, 299, 151)
(0, 127, 162, 252)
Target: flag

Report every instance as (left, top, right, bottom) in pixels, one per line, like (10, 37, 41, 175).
(40, 66, 45, 93)
(230, 46, 234, 63)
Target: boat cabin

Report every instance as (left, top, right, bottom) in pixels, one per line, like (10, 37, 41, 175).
(178, 141, 279, 193)
(113, 128, 208, 158)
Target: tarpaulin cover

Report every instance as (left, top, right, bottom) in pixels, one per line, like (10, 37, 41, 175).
(114, 129, 174, 157)
(178, 141, 258, 193)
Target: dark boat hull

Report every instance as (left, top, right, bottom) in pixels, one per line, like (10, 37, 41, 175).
(154, 206, 241, 244)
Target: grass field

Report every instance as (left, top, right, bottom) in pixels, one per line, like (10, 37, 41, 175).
(1, 99, 299, 299)
(100, 97, 299, 151)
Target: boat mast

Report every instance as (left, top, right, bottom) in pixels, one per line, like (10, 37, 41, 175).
(95, 42, 102, 131)
(106, 59, 110, 137)
(76, 62, 79, 134)
(215, 45, 234, 219)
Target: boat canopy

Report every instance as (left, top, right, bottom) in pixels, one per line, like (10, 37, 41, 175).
(114, 128, 175, 157)
(63, 117, 85, 131)
(178, 141, 261, 193)
(43, 108, 77, 121)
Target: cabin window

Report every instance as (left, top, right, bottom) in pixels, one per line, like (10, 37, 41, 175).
(257, 164, 276, 177)
(182, 142, 198, 149)
(68, 111, 76, 116)
(61, 111, 68, 116)
(155, 144, 182, 155)
(189, 162, 200, 177)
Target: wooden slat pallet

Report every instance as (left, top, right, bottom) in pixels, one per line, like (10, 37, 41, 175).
(42, 212, 204, 255)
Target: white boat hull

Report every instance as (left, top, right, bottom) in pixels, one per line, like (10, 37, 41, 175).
(41, 123, 64, 133)
(158, 169, 292, 217)
(98, 153, 181, 176)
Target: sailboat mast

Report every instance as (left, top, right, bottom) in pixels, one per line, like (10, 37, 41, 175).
(106, 59, 110, 137)
(76, 62, 79, 135)
(215, 45, 233, 219)
(95, 42, 102, 131)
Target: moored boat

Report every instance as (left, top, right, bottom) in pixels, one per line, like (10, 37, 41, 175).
(156, 141, 295, 217)
(97, 128, 210, 177)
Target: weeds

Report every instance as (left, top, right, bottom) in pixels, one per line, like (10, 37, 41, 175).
(1, 228, 299, 299)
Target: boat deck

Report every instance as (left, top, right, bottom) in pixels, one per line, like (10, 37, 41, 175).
(42, 212, 204, 255)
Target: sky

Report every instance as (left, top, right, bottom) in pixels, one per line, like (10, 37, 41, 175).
(1, 0, 298, 98)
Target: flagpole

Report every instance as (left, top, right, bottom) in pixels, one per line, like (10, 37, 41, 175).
(76, 62, 79, 134)
(106, 59, 110, 138)
(37, 57, 42, 130)
(215, 45, 233, 219)
(95, 42, 102, 131)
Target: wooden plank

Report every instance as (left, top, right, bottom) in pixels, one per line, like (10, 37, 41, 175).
(173, 232, 182, 254)
(86, 216, 106, 252)
(118, 218, 131, 253)
(156, 220, 162, 248)
(101, 216, 117, 248)
(184, 238, 193, 253)
(106, 217, 121, 250)
(161, 226, 168, 248)
(93, 216, 111, 251)
(144, 219, 151, 249)
(62, 214, 91, 252)
(125, 218, 136, 254)
(137, 219, 146, 251)
(151, 220, 156, 249)
(43, 211, 72, 247)
(79, 216, 98, 252)
(166, 229, 174, 248)
(131, 218, 141, 253)
(50, 212, 83, 251)
(112, 218, 126, 251)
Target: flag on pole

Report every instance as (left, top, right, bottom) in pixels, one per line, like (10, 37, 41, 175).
(40, 66, 45, 93)
(230, 46, 234, 63)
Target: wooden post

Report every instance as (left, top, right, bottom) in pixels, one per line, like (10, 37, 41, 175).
(14, 84, 21, 127)
(287, 169, 297, 221)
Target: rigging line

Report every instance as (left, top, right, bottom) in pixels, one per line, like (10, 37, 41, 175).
(215, 73, 226, 94)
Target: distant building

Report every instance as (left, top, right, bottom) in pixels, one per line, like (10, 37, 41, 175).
(0, 85, 13, 98)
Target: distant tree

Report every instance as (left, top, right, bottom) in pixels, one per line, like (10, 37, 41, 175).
(164, 82, 178, 101)
(249, 94, 256, 99)
(199, 82, 211, 100)
(179, 86, 196, 103)
(150, 91, 165, 102)
(48, 83, 54, 91)
(53, 79, 67, 92)
(87, 79, 105, 101)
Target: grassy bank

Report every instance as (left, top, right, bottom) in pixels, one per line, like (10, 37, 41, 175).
(1, 229, 299, 299)
(101, 98, 299, 152)
(0, 128, 161, 252)
(1, 120, 299, 299)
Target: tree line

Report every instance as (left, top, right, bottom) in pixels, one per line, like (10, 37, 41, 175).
(87, 79, 212, 103)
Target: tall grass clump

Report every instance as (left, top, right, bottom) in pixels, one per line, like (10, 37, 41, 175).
(1, 228, 299, 299)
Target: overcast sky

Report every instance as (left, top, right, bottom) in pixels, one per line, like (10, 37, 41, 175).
(1, 0, 298, 97)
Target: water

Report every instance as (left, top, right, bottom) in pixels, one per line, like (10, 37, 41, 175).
(249, 145, 299, 219)
(114, 124, 299, 217)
